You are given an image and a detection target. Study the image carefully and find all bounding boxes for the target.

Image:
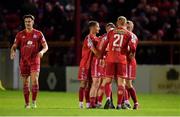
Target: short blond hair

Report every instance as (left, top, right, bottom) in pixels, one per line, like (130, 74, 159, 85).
(117, 16, 127, 26)
(127, 20, 134, 31)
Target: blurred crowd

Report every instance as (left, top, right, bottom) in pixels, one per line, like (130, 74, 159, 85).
(0, 0, 75, 42)
(0, 0, 180, 65)
(80, 0, 180, 41)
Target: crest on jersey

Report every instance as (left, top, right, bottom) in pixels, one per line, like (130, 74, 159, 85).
(22, 36, 25, 38)
(33, 34, 38, 39)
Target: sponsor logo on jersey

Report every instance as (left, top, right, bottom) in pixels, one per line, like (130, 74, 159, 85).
(27, 40, 33, 45)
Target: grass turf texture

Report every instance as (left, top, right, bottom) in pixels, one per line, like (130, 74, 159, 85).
(0, 90, 180, 116)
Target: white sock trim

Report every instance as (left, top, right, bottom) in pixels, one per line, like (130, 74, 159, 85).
(86, 102, 90, 108)
(106, 97, 110, 100)
(124, 100, 130, 104)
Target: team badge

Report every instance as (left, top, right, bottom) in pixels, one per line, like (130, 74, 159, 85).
(33, 34, 38, 39)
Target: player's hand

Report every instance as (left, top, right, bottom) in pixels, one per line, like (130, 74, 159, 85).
(10, 51, 16, 60)
(99, 59, 105, 67)
(129, 53, 135, 60)
(38, 51, 44, 58)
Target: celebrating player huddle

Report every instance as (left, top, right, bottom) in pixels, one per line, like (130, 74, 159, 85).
(78, 16, 139, 110)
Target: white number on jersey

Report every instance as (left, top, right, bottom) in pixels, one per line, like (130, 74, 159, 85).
(113, 34, 123, 47)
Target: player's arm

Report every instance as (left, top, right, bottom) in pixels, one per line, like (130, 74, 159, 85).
(38, 41, 48, 58)
(128, 34, 137, 54)
(87, 38, 101, 58)
(38, 32, 48, 58)
(128, 34, 138, 59)
(99, 32, 110, 57)
(91, 47, 101, 58)
(129, 52, 135, 60)
(10, 34, 20, 60)
(10, 44, 17, 60)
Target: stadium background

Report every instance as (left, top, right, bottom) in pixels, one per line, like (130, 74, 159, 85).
(0, 0, 180, 116)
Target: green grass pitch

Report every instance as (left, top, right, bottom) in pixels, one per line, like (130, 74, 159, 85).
(0, 90, 180, 116)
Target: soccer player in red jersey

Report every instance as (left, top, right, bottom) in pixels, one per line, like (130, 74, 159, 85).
(96, 23, 116, 108)
(101, 16, 136, 109)
(10, 14, 48, 108)
(78, 21, 100, 108)
(90, 22, 115, 108)
(124, 20, 139, 109)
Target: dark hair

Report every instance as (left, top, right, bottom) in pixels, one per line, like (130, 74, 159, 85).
(88, 21, 98, 29)
(106, 22, 115, 28)
(23, 14, 35, 20)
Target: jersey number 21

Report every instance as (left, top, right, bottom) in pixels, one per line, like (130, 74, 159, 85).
(113, 34, 124, 47)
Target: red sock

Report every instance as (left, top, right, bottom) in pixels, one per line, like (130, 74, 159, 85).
(32, 84, 39, 101)
(125, 86, 130, 100)
(121, 95, 125, 104)
(85, 88, 90, 103)
(23, 84, 30, 105)
(79, 87, 85, 102)
(117, 85, 125, 105)
(105, 82, 111, 98)
(90, 97, 96, 107)
(128, 87, 138, 104)
(97, 94, 103, 104)
(121, 89, 129, 104)
(124, 89, 129, 101)
(97, 85, 104, 103)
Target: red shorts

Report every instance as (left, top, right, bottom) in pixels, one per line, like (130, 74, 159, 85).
(105, 62, 127, 78)
(127, 61, 136, 80)
(20, 57, 40, 77)
(78, 67, 91, 81)
(91, 59, 100, 78)
(91, 58, 106, 78)
(20, 62, 40, 77)
(98, 59, 106, 78)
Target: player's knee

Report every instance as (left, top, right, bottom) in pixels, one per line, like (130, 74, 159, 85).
(126, 80, 133, 88)
(23, 82, 29, 87)
(106, 78, 112, 83)
(101, 80, 106, 87)
(23, 80, 30, 86)
(80, 84, 85, 88)
(94, 82, 99, 89)
(117, 79, 125, 86)
(80, 81, 86, 88)
(31, 78, 38, 85)
(32, 80, 38, 86)
(91, 82, 96, 88)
